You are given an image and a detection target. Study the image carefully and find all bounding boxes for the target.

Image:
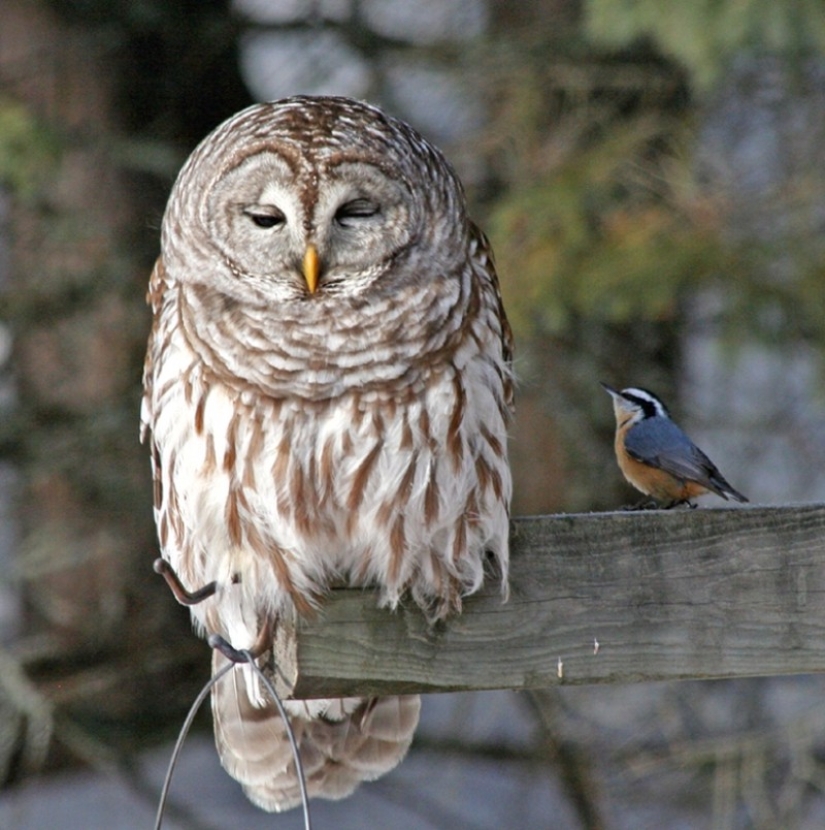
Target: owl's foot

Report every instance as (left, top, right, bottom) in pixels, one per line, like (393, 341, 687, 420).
(208, 618, 272, 662)
(154, 557, 221, 605)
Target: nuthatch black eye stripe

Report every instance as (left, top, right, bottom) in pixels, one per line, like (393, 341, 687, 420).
(620, 389, 669, 418)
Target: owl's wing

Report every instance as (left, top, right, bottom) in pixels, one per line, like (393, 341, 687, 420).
(139, 257, 167, 444)
(140, 257, 171, 527)
(625, 419, 745, 500)
(469, 222, 515, 413)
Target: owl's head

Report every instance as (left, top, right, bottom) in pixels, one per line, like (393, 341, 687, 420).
(162, 96, 470, 305)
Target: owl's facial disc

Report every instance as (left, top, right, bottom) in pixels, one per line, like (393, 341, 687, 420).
(207, 150, 419, 301)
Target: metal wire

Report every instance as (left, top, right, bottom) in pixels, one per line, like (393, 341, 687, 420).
(237, 648, 313, 830)
(153, 657, 233, 830)
(153, 643, 312, 830)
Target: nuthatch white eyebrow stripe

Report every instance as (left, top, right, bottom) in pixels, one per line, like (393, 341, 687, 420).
(601, 382, 748, 508)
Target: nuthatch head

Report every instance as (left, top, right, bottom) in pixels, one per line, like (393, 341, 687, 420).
(601, 383, 748, 507)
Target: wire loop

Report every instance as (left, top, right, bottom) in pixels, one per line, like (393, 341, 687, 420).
(153, 637, 313, 830)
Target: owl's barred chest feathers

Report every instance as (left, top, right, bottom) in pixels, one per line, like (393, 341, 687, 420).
(146, 263, 511, 639)
(179, 255, 483, 399)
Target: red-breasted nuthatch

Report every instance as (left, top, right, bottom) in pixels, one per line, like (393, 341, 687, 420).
(601, 383, 748, 507)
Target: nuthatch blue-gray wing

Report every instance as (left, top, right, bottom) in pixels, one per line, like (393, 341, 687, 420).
(624, 416, 748, 502)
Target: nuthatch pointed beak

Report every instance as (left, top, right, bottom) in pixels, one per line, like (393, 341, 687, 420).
(302, 244, 320, 294)
(600, 381, 620, 399)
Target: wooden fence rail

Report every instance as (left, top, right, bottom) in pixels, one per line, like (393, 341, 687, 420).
(274, 504, 825, 699)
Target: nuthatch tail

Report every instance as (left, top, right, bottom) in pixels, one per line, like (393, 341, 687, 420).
(601, 383, 748, 507)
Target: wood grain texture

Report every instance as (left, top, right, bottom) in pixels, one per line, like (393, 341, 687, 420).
(274, 505, 825, 699)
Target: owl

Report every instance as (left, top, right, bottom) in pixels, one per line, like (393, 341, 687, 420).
(141, 95, 513, 812)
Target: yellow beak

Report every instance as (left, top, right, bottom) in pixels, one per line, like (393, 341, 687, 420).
(302, 244, 320, 294)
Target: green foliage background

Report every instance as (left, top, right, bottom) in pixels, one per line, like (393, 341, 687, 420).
(586, 0, 825, 88)
(481, 3, 825, 361)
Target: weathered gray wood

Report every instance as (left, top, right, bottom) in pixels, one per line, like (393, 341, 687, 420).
(274, 504, 825, 699)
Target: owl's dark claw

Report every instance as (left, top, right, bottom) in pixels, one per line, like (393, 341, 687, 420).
(154, 558, 272, 660)
(153, 558, 219, 605)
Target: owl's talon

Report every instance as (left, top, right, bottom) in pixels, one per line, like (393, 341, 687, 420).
(153, 558, 218, 605)
(248, 617, 273, 658)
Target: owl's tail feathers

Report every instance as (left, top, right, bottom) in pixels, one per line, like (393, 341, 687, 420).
(211, 651, 421, 812)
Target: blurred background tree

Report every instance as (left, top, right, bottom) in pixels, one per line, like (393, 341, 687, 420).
(0, 0, 249, 783)
(1, 0, 825, 827)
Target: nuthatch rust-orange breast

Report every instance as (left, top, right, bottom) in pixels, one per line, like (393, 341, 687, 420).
(601, 383, 748, 508)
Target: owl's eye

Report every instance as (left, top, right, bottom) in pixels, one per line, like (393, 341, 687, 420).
(243, 207, 286, 229)
(335, 199, 379, 226)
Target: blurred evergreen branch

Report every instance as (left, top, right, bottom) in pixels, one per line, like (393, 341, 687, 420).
(0, 97, 60, 201)
(487, 117, 723, 334)
(0, 646, 53, 785)
(480, 37, 825, 356)
(585, 0, 825, 89)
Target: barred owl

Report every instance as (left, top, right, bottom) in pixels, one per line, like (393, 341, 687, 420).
(141, 95, 513, 812)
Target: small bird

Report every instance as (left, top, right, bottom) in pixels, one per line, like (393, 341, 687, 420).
(601, 383, 748, 508)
